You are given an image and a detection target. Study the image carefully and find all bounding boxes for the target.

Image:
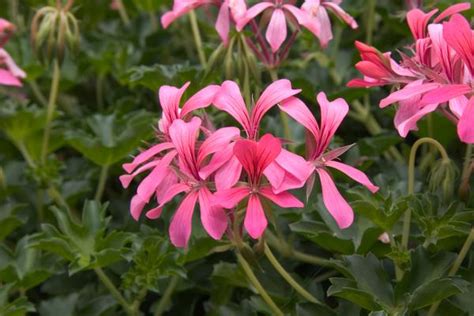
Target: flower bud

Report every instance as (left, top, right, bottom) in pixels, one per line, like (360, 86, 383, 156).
(31, 1, 79, 64)
(0, 18, 16, 47)
(428, 158, 458, 201)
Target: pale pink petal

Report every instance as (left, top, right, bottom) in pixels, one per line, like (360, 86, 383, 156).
(198, 187, 228, 240)
(0, 49, 25, 78)
(215, 2, 230, 45)
(326, 161, 379, 193)
(169, 191, 199, 248)
(251, 79, 301, 135)
(237, 2, 274, 31)
(379, 80, 439, 108)
(315, 92, 349, 156)
(279, 96, 320, 139)
(215, 156, 242, 190)
(130, 195, 147, 221)
(197, 127, 240, 165)
(316, 168, 353, 229)
(213, 81, 252, 135)
(394, 98, 438, 137)
(122, 142, 174, 173)
(434, 3, 471, 23)
(449, 96, 468, 119)
(244, 195, 267, 239)
(265, 9, 287, 53)
(214, 186, 249, 209)
(180, 85, 221, 117)
(458, 97, 474, 144)
(323, 2, 358, 28)
(259, 187, 304, 208)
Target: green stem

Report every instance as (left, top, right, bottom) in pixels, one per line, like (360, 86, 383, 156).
(189, 11, 206, 67)
(268, 69, 292, 146)
(29, 80, 48, 107)
(154, 275, 179, 316)
(41, 59, 61, 164)
(402, 137, 450, 251)
(389, 234, 403, 281)
(95, 165, 109, 202)
(236, 252, 284, 316)
(116, 0, 131, 26)
(427, 228, 474, 316)
(459, 144, 473, 198)
(264, 243, 321, 304)
(94, 267, 134, 315)
(365, 0, 376, 44)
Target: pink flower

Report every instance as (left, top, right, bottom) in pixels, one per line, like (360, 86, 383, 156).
(279, 93, 379, 229)
(214, 134, 303, 238)
(0, 19, 25, 87)
(301, 0, 358, 47)
(211, 79, 312, 192)
(348, 3, 474, 143)
(0, 18, 15, 47)
(161, 0, 247, 45)
(121, 117, 239, 247)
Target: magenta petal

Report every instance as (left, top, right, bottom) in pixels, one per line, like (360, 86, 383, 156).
(458, 97, 474, 144)
(434, 2, 471, 23)
(244, 195, 267, 239)
(266, 9, 287, 53)
(120, 160, 161, 188)
(122, 142, 174, 174)
(259, 187, 303, 208)
(145, 206, 163, 219)
(130, 195, 147, 221)
(326, 161, 379, 193)
(214, 186, 249, 209)
(316, 169, 354, 229)
(198, 187, 228, 240)
(169, 191, 199, 248)
(158, 183, 190, 207)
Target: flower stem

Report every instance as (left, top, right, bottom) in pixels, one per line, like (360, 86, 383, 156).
(29, 80, 48, 107)
(236, 252, 284, 316)
(264, 243, 321, 304)
(154, 275, 179, 316)
(115, 0, 131, 26)
(402, 137, 449, 251)
(94, 267, 134, 315)
(189, 11, 206, 67)
(41, 59, 61, 164)
(459, 144, 473, 198)
(427, 228, 474, 316)
(95, 165, 109, 202)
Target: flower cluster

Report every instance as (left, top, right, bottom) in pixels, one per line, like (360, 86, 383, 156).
(348, 3, 474, 143)
(121, 80, 378, 247)
(0, 18, 25, 87)
(161, 0, 357, 65)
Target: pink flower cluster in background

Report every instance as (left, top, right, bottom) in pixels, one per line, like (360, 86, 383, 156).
(0, 18, 26, 87)
(121, 80, 378, 247)
(161, 0, 357, 65)
(348, 3, 474, 143)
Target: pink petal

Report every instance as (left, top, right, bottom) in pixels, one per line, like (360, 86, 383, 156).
(256, 134, 282, 176)
(263, 162, 286, 190)
(199, 144, 234, 180)
(434, 3, 471, 23)
(197, 127, 240, 166)
(213, 81, 252, 135)
(214, 186, 249, 209)
(0, 68, 22, 86)
(259, 187, 303, 208)
(323, 2, 358, 28)
(119, 160, 161, 188)
(215, 156, 242, 190)
(379, 79, 438, 108)
(316, 168, 353, 229)
(198, 187, 228, 240)
(169, 191, 199, 248)
(406, 8, 438, 39)
(180, 84, 221, 117)
(449, 96, 468, 119)
(237, 2, 274, 31)
(155, 169, 178, 203)
(161, 11, 177, 28)
(251, 79, 301, 136)
(458, 97, 474, 144)
(419, 84, 472, 106)
(145, 206, 163, 219)
(158, 82, 190, 133)
(443, 14, 474, 75)
(169, 117, 202, 177)
(158, 183, 190, 207)
(279, 96, 320, 140)
(315, 92, 349, 156)
(122, 142, 174, 174)
(244, 195, 267, 239)
(313, 6, 332, 47)
(130, 195, 147, 221)
(215, 2, 230, 45)
(394, 97, 438, 137)
(270, 149, 312, 192)
(326, 161, 379, 193)
(266, 8, 287, 53)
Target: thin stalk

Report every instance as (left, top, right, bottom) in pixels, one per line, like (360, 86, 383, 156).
(389, 234, 403, 281)
(264, 243, 321, 304)
(94, 267, 134, 316)
(313, 270, 338, 283)
(189, 11, 206, 67)
(459, 144, 473, 198)
(154, 275, 179, 316)
(402, 137, 450, 251)
(95, 165, 109, 202)
(268, 69, 292, 146)
(29, 80, 48, 107)
(41, 59, 61, 164)
(365, 0, 376, 44)
(427, 228, 474, 316)
(236, 252, 284, 316)
(115, 0, 131, 26)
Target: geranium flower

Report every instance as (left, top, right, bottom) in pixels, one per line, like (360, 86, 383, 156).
(0, 18, 25, 87)
(348, 3, 474, 143)
(279, 93, 379, 228)
(214, 134, 303, 238)
(161, 0, 247, 45)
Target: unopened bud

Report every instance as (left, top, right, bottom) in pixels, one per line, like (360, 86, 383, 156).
(31, 2, 79, 64)
(378, 232, 390, 244)
(428, 159, 458, 201)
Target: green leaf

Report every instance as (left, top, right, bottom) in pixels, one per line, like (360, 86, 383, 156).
(0, 204, 25, 241)
(38, 293, 79, 316)
(328, 277, 381, 311)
